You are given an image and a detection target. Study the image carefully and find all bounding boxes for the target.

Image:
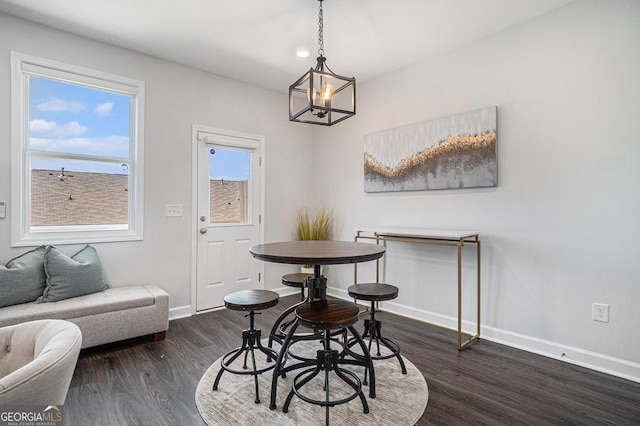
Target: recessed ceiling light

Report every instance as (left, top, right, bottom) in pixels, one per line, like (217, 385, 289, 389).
(296, 47, 311, 58)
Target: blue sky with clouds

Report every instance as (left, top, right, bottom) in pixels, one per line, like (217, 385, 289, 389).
(208, 148, 250, 181)
(29, 76, 130, 174)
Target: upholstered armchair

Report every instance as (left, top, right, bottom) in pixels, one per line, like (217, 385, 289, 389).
(0, 319, 82, 405)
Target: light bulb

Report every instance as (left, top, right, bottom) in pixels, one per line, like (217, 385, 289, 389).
(322, 84, 333, 101)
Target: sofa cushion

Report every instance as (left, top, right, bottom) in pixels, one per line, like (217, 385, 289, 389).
(0, 286, 156, 327)
(38, 245, 109, 303)
(0, 246, 47, 308)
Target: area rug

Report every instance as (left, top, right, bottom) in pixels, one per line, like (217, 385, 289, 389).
(195, 340, 428, 425)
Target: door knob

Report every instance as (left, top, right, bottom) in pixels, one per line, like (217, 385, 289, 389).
(200, 228, 207, 234)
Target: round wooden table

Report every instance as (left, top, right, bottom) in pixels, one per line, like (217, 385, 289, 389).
(249, 240, 385, 410)
(250, 240, 385, 300)
(249, 240, 386, 267)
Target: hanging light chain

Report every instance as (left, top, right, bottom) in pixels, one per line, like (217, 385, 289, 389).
(317, 0, 325, 57)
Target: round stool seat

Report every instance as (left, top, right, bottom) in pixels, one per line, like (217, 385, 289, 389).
(281, 273, 311, 288)
(348, 283, 398, 302)
(224, 289, 279, 311)
(296, 300, 360, 330)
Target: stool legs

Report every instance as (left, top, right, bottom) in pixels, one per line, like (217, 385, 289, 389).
(268, 300, 305, 347)
(270, 323, 376, 411)
(282, 328, 370, 426)
(341, 324, 376, 398)
(270, 321, 300, 410)
(213, 311, 278, 404)
(362, 302, 407, 375)
(344, 300, 406, 385)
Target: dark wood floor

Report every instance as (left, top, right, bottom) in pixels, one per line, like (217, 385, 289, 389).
(65, 294, 640, 425)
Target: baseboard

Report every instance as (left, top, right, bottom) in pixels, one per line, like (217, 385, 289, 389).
(274, 287, 301, 299)
(327, 287, 640, 384)
(169, 305, 192, 321)
(484, 325, 640, 383)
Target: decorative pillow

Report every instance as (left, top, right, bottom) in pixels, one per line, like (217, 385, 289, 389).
(0, 246, 47, 308)
(38, 245, 109, 303)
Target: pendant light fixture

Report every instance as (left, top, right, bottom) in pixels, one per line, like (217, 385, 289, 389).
(289, 0, 356, 126)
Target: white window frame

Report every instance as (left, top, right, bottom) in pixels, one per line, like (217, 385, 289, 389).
(10, 52, 145, 246)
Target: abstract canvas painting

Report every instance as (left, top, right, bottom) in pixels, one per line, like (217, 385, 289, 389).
(364, 106, 497, 192)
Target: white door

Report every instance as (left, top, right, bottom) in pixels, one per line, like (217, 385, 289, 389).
(194, 127, 264, 311)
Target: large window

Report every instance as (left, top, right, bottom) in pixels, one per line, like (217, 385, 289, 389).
(11, 52, 145, 245)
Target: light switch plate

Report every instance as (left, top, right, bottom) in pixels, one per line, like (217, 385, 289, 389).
(165, 204, 183, 217)
(0, 201, 5, 219)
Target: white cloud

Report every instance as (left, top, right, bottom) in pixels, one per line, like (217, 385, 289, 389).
(52, 121, 88, 138)
(29, 135, 129, 158)
(29, 119, 57, 134)
(29, 120, 88, 138)
(36, 98, 85, 113)
(94, 102, 114, 116)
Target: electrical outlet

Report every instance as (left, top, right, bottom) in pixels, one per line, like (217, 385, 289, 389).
(165, 204, 183, 217)
(592, 302, 609, 323)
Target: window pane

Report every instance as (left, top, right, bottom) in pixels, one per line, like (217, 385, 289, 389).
(209, 147, 250, 224)
(28, 76, 130, 158)
(30, 159, 129, 227)
(12, 52, 144, 245)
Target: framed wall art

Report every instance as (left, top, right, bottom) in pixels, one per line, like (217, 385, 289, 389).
(364, 106, 497, 192)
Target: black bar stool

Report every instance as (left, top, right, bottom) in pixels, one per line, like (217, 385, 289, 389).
(274, 299, 375, 425)
(348, 283, 407, 376)
(282, 272, 311, 301)
(269, 273, 312, 344)
(268, 274, 324, 348)
(213, 289, 279, 403)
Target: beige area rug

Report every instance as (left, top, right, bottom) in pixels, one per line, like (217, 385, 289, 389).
(196, 339, 428, 425)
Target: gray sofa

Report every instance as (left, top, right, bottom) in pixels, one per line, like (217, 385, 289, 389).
(0, 245, 169, 349)
(0, 284, 169, 349)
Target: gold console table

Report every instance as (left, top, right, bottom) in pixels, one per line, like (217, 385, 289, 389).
(354, 227, 480, 350)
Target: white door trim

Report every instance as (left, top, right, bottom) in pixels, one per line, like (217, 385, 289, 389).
(190, 124, 265, 314)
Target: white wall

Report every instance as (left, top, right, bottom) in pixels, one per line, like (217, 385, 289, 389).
(314, 0, 640, 381)
(0, 14, 314, 311)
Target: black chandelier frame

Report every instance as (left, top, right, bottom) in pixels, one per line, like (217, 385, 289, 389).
(288, 0, 356, 126)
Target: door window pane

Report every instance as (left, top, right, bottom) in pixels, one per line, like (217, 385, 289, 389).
(209, 147, 250, 224)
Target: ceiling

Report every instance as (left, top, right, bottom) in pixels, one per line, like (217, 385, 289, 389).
(0, 0, 575, 93)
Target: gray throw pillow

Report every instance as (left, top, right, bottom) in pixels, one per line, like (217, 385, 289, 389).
(0, 246, 47, 308)
(38, 245, 109, 303)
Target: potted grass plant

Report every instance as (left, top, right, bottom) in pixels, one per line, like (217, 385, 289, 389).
(296, 207, 334, 273)
(296, 207, 334, 241)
